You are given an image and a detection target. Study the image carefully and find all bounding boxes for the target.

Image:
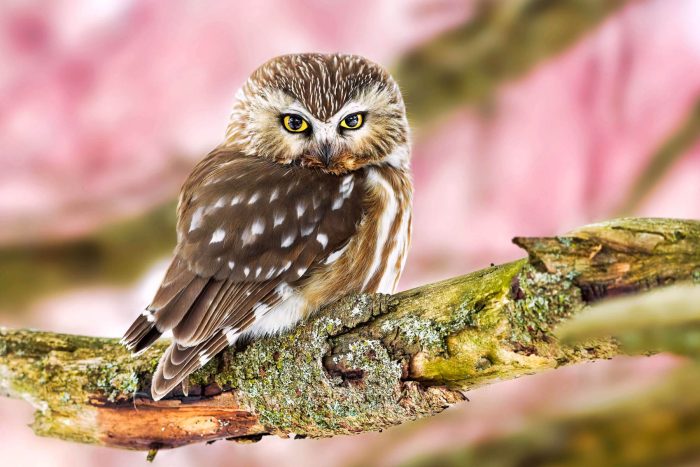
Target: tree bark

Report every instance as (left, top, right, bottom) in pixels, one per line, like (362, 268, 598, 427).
(1, 218, 699, 451)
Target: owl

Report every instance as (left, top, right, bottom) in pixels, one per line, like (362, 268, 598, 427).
(122, 53, 412, 400)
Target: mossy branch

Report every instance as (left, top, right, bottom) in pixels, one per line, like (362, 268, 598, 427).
(1, 218, 699, 451)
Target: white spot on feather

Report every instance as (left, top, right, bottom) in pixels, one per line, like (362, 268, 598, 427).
(231, 194, 243, 205)
(251, 218, 265, 235)
(248, 192, 260, 204)
(340, 175, 354, 198)
(213, 196, 226, 208)
(199, 353, 211, 366)
(316, 233, 328, 249)
(324, 244, 348, 264)
(296, 202, 307, 217)
(332, 197, 343, 210)
(210, 228, 225, 244)
(228, 261, 235, 270)
(301, 224, 314, 236)
(270, 188, 279, 202)
(141, 309, 155, 323)
(224, 328, 240, 345)
(281, 233, 296, 248)
(273, 211, 286, 227)
(189, 207, 204, 232)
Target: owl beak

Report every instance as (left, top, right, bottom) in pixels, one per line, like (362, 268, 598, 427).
(316, 140, 334, 166)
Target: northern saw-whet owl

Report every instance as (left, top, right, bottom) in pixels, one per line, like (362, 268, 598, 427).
(122, 53, 412, 400)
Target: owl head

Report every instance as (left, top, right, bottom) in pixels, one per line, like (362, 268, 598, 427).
(223, 53, 410, 175)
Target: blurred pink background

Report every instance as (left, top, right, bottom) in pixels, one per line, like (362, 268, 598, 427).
(2, 0, 700, 465)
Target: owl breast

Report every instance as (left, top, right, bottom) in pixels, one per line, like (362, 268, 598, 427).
(359, 167, 413, 294)
(299, 164, 413, 310)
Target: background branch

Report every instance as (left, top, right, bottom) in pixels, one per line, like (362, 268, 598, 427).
(1, 218, 699, 452)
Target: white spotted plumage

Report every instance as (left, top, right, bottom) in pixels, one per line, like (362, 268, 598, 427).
(122, 53, 412, 401)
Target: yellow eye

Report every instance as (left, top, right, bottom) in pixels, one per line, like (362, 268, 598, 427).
(340, 113, 364, 130)
(283, 114, 309, 133)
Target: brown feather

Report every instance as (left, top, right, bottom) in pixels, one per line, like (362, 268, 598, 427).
(122, 53, 413, 401)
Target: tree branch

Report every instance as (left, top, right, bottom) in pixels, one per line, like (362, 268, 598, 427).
(1, 218, 699, 451)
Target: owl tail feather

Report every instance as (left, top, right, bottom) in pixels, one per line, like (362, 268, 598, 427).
(151, 331, 231, 401)
(121, 312, 162, 355)
(121, 264, 208, 355)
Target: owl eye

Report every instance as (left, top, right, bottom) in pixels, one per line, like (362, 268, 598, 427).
(282, 114, 309, 133)
(339, 113, 364, 130)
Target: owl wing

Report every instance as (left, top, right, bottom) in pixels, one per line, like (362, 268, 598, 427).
(122, 149, 364, 399)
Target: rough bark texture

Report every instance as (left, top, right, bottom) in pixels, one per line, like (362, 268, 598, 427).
(1, 218, 699, 451)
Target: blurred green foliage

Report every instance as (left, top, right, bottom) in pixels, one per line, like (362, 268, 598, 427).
(395, 0, 629, 127)
(0, 202, 176, 309)
(619, 100, 700, 215)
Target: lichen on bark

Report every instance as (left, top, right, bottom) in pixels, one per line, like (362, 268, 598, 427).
(1, 217, 699, 450)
